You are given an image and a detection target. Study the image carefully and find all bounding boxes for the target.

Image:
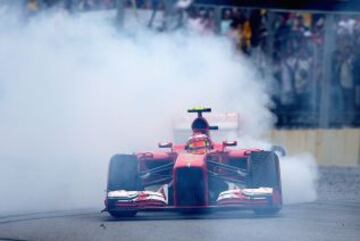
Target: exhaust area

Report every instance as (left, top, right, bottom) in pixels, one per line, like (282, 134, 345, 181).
(0, 5, 317, 214)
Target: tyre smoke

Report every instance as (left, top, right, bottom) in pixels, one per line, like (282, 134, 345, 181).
(280, 154, 318, 204)
(0, 6, 316, 214)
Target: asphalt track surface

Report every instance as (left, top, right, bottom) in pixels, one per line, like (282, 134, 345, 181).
(1, 167, 359, 241)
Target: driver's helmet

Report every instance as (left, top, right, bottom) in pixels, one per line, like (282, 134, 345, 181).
(186, 133, 211, 153)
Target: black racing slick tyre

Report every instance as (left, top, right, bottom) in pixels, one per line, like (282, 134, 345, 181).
(107, 154, 143, 191)
(107, 154, 143, 218)
(247, 151, 282, 216)
(247, 151, 281, 189)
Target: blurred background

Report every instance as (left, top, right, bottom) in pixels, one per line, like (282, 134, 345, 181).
(17, 0, 360, 128)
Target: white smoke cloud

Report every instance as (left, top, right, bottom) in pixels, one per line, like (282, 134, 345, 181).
(0, 6, 316, 214)
(280, 154, 319, 204)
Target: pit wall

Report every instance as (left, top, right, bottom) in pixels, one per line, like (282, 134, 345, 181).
(267, 128, 360, 166)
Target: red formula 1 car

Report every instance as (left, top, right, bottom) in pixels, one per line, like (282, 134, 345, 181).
(104, 108, 282, 217)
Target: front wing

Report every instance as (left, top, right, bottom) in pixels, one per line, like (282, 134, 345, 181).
(105, 188, 282, 212)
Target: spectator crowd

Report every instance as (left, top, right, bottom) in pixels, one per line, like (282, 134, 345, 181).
(187, 6, 360, 127)
(23, 0, 360, 128)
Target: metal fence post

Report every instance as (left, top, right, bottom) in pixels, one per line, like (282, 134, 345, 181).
(265, 10, 274, 66)
(213, 6, 222, 34)
(116, 0, 126, 28)
(162, 0, 175, 31)
(319, 14, 336, 128)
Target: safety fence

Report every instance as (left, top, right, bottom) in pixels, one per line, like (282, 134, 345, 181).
(20, 0, 360, 129)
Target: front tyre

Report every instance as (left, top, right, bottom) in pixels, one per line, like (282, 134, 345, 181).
(107, 154, 143, 218)
(248, 151, 282, 215)
(107, 154, 143, 191)
(247, 151, 281, 189)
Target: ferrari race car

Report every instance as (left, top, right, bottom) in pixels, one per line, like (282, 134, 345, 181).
(104, 108, 282, 217)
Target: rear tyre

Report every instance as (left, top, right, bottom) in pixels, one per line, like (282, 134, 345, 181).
(107, 154, 143, 218)
(247, 151, 282, 215)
